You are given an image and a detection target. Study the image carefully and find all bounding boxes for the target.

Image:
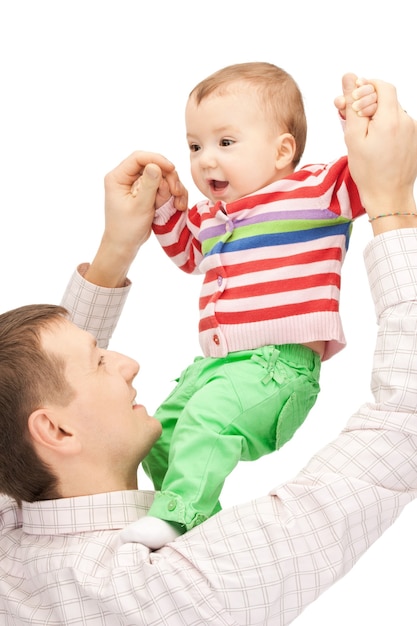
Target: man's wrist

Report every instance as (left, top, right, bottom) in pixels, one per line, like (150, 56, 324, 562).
(84, 239, 138, 288)
(364, 193, 417, 235)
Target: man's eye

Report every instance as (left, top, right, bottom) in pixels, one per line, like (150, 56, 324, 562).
(189, 144, 201, 152)
(220, 138, 234, 147)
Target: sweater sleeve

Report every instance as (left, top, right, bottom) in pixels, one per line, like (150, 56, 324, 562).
(152, 196, 203, 274)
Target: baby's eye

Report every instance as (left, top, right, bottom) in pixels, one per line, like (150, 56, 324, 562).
(189, 143, 201, 153)
(220, 138, 234, 147)
(98, 355, 106, 367)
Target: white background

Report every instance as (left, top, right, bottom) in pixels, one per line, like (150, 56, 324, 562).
(1, 1, 416, 623)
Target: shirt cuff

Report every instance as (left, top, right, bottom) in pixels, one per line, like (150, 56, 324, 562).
(364, 228, 417, 320)
(60, 263, 131, 348)
(153, 196, 176, 225)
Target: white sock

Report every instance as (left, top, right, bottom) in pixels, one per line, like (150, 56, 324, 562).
(119, 516, 181, 550)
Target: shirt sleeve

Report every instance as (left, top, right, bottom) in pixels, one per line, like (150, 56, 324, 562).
(156, 228, 417, 624)
(60, 263, 131, 348)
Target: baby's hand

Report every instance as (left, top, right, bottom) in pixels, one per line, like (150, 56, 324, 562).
(352, 78, 378, 117)
(157, 170, 188, 211)
(154, 175, 172, 209)
(334, 78, 378, 120)
(131, 164, 188, 211)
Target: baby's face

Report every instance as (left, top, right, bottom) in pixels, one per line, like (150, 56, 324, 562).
(185, 83, 287, 205)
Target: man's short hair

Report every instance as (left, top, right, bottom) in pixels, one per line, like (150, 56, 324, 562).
(0, 304, 73, 504)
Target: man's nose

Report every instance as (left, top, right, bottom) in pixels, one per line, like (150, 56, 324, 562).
(122, 356, 140, 381)
(111, 351, 140, 380)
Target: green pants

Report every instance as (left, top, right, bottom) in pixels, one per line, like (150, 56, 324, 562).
(142, 343, 321, 531)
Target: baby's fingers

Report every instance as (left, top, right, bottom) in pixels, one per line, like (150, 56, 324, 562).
(166, 170, 188, 211)
(352, 81, 377, 117)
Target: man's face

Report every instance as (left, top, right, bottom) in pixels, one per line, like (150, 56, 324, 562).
(40, 319, 162, 488)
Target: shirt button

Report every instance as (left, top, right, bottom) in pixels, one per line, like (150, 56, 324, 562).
(217, 275, 223, 286)
(167, 500, 176, 511)
(213, 334, 220, 345)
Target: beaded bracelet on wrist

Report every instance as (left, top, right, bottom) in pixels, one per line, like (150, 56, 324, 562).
(368, 211, 417, 222)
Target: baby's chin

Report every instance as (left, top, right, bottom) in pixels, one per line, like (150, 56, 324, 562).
(206, 184, 241, 205)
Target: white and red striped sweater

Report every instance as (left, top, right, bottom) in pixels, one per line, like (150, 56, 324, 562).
(153, 156, 365, 361)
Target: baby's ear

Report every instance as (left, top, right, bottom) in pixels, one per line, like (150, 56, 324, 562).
(275, 133, 296, 170)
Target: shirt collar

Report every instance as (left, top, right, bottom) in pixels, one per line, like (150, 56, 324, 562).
(21, 490, 154, 535)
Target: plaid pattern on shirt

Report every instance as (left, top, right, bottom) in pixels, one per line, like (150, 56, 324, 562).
(1, 230, 417, 625)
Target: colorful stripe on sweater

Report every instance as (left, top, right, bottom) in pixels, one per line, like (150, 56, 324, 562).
(152, 156, 365, 360)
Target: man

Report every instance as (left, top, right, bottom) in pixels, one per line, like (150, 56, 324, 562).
(1, 75, 417, 624)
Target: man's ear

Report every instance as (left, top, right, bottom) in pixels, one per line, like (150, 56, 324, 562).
(28, 409, 81, 456)
(275, 133, 297, 171)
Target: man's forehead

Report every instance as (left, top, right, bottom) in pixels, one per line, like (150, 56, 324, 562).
(40, 318, 96, 356)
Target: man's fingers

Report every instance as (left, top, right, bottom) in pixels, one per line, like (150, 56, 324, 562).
(131, 163, 162, 198)
(341, 73, 357, 104)
(142, 163, 162, 184)
(369, 79, 405, 125)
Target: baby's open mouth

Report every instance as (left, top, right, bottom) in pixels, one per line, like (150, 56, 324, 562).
(210, 180, 228, 191)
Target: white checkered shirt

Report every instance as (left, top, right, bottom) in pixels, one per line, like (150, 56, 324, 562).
(1, 229, 417, 625)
